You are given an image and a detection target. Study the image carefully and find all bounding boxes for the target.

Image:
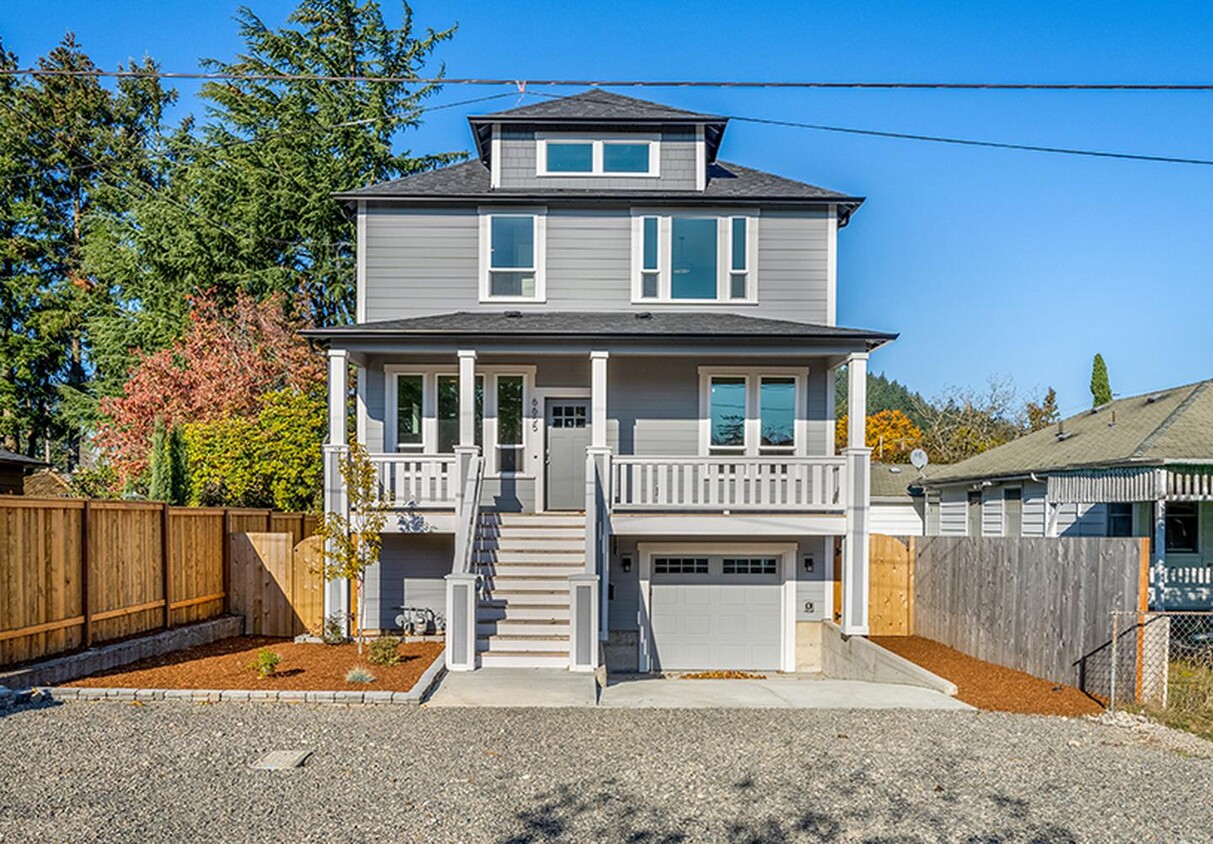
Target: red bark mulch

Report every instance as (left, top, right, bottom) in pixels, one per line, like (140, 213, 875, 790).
(870, 635, 1103, 717)
(71, 636, 444, 692)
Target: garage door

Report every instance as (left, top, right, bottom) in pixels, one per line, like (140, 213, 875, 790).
(649, 555, 782, 671)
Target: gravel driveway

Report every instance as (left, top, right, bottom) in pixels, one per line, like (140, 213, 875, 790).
(1, 701, 1210, 842)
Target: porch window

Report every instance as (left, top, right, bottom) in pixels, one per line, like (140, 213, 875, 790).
(709, 376, 747, 451)
(1107, 502, 1134, 538)
(496, 375, 524, 473)
(436, 375, 483, 454)
(395, 374, 424, 453)
(1166, 502, 1199, 553)
(488, 216, 537, 298)
(759, 377, 795, 452)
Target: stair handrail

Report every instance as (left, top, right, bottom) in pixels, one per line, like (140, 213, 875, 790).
(453, 453, 485, 576)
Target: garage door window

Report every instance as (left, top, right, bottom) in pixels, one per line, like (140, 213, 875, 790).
(722, 557, 778, 576)
(654, 557, 709, 575)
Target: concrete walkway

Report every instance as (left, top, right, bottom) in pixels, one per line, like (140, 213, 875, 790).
(427, 669, 972, 710)
(426, 668, 598, 707)
(599, 675, 973, 710)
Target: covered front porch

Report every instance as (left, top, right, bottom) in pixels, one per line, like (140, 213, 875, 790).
(308, 312, 893, 667)
(1048, 465, 1213, 609)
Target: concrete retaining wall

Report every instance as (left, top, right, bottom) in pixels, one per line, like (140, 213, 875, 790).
(0, 616, 243, 690)
(821, 622, 958, 695)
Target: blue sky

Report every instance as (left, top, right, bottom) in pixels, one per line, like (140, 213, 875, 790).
(5, 1, 1212, 416)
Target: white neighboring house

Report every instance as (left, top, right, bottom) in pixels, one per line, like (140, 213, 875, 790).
(869, 463, 926, 536)
(305, 91, 898, 674)
(920, 380, 1213, 609)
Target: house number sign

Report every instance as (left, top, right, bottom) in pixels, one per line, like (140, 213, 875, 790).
(530, 398, 540, 432)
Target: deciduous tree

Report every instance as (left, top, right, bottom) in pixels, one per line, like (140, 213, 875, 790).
(835, 409, 924, 463)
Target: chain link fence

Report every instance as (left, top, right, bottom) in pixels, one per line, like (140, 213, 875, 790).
(1108, 610, 1213, 719)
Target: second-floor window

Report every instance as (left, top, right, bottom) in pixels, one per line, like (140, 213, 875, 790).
(480, 210, 546, 302)
(633, 213, 757, 303)
(537, 135, 659, 176)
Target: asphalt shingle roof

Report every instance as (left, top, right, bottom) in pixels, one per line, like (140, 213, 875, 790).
(475, 90, 725, 124)
(870, 463, 929, 499)
(0, 448, 47, 467)
(925, 380, 1213, 485)
(337, 158, 855, 204)
(304, 311, 896, 346)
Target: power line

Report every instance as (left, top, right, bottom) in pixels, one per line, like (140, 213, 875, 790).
(520, 89, 1213, 166)
(3, 69, 1213, 91)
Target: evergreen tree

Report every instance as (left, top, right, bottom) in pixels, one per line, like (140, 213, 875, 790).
(148, 418, 170, 501)
(167, 423, 188, 505)
(1090, 354, 1113, 407)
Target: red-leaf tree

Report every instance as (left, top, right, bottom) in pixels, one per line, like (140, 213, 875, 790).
(96, 292, 325, 487)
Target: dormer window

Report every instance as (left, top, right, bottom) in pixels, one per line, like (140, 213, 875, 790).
(536, 134, 659, 177)
(632, 211, 758, 303)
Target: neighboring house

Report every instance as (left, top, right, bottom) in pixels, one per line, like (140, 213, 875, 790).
(305, 91, 896, 672)
(869, 463, 926, 536)
(23, 469, 75, 498)
(0, 449, 48, 495)
(921, 379, 1213, 609)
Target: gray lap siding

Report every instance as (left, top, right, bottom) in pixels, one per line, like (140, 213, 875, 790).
(362, 206, 831, 323)
(363, 533, 454, 632)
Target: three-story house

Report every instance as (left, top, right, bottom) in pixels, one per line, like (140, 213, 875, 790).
(306, 91, 895, 674)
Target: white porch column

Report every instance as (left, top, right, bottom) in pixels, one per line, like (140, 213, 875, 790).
(323, 348, 350, 631)
(591, 351, 609, 449)
(842, 352, 871, 635)
(1152, 499, 1167, 610)
(454, 349, 479, 510)
(588, 350, 611, 642)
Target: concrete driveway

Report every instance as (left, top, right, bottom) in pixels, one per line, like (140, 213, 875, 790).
(427, 669, 971, 710)
(599, 674, 973, 710)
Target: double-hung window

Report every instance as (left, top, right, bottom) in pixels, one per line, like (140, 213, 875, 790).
(537, 135, 658, 176)
(700, 369, 804, 456)
(635, 213, 756, 302)
(481, 210, 545, 302)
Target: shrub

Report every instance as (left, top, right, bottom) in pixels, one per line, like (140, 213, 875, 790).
(322, 613, 349, 645)
(249, 648, 281, 678)
(368, 637, 401, 667)
(345, 666, 375, 684)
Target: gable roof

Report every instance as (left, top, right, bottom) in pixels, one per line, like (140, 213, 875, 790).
(467, 90, 729, 163)
(304, 310, 896, 348)
(336, 158, 861, 216)
(870, 463, 928, 499)
(0, 448, 47, 468)
(925, 380, 1213, 485)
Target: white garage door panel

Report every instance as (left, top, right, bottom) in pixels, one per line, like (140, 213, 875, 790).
(650, 581, 782, 671)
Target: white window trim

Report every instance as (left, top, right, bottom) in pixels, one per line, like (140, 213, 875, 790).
(637, 542, 798, 673)
(697, 367, 808, 457)
(535, 132, 661, 177)
(478, 207, 547, 303)
(383, 364, 537, 477)
(631, 209, 759, 304)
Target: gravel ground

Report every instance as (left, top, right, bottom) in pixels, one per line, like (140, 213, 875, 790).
(2, 700, 1212, 842)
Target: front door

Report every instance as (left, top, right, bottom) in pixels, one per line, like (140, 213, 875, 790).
(546, 399, 590, 511)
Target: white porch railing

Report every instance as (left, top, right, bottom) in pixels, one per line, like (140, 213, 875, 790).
(1151, 564, 1213, 610)
(367, 454, 458, 507)
(610, 455, 846, 511)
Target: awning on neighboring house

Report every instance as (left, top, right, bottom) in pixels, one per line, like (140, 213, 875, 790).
(1047, 464, 1213, 503)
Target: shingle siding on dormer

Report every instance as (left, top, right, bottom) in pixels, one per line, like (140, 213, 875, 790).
(361, 204, 832, 323)
(496, 128, 700, 191)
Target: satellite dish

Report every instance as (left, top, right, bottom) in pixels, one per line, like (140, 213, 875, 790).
(909, 449, 929, 471)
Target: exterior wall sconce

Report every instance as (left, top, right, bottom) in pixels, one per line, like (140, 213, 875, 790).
(803, 555, 814, 573)
(621, 555, 632, 573)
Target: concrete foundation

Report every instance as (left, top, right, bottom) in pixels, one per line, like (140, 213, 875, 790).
(820, 622, 958, 695)
(0, 616, 243, 690)
(795, 621, 823, 672)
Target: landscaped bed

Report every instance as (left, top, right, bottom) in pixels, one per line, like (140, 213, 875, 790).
(871, 635, 1102, 717)
(68, 636, 444, 693)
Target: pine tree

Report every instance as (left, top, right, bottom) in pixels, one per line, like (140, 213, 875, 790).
(1090, 354, 1113, 407)
(148, 418, 169, 501)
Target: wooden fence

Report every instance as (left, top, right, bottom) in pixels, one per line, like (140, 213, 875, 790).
(866, 533, 1148, 693)
(0, 498, 317, 667)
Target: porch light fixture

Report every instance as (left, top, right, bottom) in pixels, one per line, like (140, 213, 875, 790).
(803, 555, 814, 573)
(621, 555, 633, 573)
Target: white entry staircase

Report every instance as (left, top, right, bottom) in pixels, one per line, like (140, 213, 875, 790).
(473, 512, 585, 668)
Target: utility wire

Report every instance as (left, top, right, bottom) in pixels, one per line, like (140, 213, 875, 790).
(4, 69, 1213, 90)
